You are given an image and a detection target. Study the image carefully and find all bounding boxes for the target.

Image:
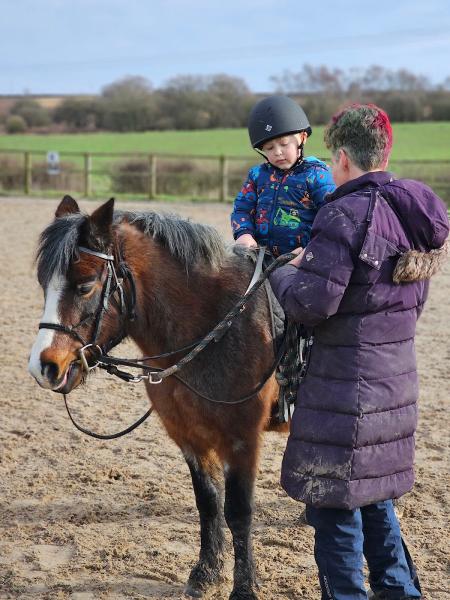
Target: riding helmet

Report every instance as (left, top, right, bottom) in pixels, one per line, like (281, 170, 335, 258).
(248, 95, 312, 149)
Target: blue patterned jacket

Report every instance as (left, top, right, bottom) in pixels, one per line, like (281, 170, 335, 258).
(231, 157, 335, 255)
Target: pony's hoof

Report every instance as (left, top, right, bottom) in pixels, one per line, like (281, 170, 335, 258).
(185, 559, 222, 597)
(183, 584, 204, 598)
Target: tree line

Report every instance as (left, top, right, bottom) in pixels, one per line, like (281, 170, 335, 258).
(3, 65, 450, 134)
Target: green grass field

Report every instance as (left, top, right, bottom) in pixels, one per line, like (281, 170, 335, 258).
(1, 122, 450, 161)
(1, 123, 449, 204)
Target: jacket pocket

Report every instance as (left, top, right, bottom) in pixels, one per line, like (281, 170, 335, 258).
(359, 230, 400, 270)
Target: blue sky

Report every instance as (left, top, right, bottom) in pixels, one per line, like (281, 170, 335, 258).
(1, 0, 449, 94)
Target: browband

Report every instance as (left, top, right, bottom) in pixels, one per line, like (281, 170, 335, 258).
(78, 246, 114, 261)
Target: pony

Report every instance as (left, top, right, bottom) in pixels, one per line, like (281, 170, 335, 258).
(28, 196, 288, 600)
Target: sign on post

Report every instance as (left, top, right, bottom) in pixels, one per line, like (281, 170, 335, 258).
(46, 151, 60, 175)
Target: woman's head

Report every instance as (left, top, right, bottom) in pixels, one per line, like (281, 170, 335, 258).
(324, 104, 393, 179)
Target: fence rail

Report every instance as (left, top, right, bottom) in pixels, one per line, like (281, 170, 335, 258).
(1, 148, 449, 204)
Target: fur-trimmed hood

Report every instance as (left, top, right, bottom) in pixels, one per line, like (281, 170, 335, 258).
(381, 178, 449, 252)
(393, 240, 449, 283)
(328, 172, 450, 285)
(380, 178, 449, 284)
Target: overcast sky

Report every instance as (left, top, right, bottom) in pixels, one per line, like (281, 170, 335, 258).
(1, 0, 449, 95)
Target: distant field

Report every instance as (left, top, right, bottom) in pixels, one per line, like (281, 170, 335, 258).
(1, 123, 449, 204)
(1, 122, 450, 161)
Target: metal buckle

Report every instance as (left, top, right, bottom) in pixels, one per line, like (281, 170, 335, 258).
(78, 344, 102, 372)
(147, 372, 163, 384)
(124, 372, 163, 384)
(126, 374, 147, 383)
(116, 372, 162, 384)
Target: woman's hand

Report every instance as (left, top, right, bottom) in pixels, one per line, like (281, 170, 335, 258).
(235, 234, 258, 248)
(288, 246, 305, 267)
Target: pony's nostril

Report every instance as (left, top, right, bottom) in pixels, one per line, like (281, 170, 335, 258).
(41, 361, 59, 384)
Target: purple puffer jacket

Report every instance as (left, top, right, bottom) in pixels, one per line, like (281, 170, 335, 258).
(269, 171, 449, 509)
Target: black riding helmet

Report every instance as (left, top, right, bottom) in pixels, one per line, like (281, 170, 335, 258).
(248, 95, 312, 149)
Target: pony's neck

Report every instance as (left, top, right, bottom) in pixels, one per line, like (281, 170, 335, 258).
(120, 225, 231, 357)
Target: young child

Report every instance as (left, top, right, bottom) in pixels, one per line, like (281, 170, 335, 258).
(269, 104, 449, 599)
(231, 95, 335, 256)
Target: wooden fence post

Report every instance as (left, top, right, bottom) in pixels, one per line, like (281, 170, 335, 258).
(83, 153, 91, 197)
(219, 155, 228, 202)
(24, 151, 32, 194)
(148, 154, 157, 199)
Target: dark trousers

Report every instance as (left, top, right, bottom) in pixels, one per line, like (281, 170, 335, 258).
(306, 500, 422, 600)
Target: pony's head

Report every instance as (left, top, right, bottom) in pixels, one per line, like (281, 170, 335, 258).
(28, 196, 130, 394)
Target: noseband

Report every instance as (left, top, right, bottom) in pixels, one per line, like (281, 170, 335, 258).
(39, 245, 137, 371)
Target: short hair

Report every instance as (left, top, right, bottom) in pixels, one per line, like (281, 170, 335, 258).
(324, 104, 393, 171)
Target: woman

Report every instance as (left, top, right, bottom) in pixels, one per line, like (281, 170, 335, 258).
(269, 104, 449, 600)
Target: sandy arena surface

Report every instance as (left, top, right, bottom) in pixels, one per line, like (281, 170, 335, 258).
(0, 196, 448, 600)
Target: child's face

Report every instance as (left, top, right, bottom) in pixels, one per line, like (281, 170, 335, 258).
(261, 133, 306, 170)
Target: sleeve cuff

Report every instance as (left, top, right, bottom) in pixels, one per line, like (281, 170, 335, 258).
(269, 264, 298, 290)
(234, 229, 254, 240)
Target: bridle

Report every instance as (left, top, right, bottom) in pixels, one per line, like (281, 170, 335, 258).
(38, 245, 295, 439)
(38, 244, 155, 440)
(39, 245, 137, 372)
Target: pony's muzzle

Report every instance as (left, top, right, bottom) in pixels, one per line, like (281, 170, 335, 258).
(29, 343, 82, 393)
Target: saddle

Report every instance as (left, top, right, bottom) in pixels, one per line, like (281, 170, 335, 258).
(248, 248, 305, 424)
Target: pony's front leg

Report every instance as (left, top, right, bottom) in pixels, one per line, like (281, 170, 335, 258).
(224, 466, 258, 600)
(183, 453, 224, 598)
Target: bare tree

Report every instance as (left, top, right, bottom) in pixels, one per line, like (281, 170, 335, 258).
(100, 76, 156, 131)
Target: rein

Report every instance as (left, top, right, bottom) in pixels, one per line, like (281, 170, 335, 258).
(92, 249, 294, 385)
(40, 246, 295, 439)
(63, 394, 154, 440)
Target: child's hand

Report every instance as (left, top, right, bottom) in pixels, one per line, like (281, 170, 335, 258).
(288, 247, 305, 267)
(236, 234, 258, 248)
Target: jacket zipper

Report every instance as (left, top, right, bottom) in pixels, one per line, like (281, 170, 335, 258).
(268, 166, 287, 251)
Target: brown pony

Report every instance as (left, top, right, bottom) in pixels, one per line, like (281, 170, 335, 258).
(28, 196, 287, 600)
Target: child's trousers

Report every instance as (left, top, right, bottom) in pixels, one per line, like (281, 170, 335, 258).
(305, 500, 422, 600)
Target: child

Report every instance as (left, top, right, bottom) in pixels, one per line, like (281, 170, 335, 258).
(231, 95, 335, 256)
(269, 104, 449, 599)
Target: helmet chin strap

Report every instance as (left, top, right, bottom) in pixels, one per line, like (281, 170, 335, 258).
(285, 141, 305, 169)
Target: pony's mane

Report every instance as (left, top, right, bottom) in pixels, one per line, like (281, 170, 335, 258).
(36, 209, 230, 288)
(124, 210, 227, 271)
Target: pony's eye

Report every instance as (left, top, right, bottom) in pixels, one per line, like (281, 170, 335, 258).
(76, 281, 96, 296)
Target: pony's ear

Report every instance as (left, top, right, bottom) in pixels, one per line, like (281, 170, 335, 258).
(55, 195, 80, 217)
(85, 198, 115, 248)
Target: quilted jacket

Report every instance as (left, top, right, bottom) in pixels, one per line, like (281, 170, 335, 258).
(231, 157, 335, 255)
(269, 171, 449, 509)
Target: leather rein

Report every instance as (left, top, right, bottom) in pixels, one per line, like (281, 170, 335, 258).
(39, 246, 294, 439)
